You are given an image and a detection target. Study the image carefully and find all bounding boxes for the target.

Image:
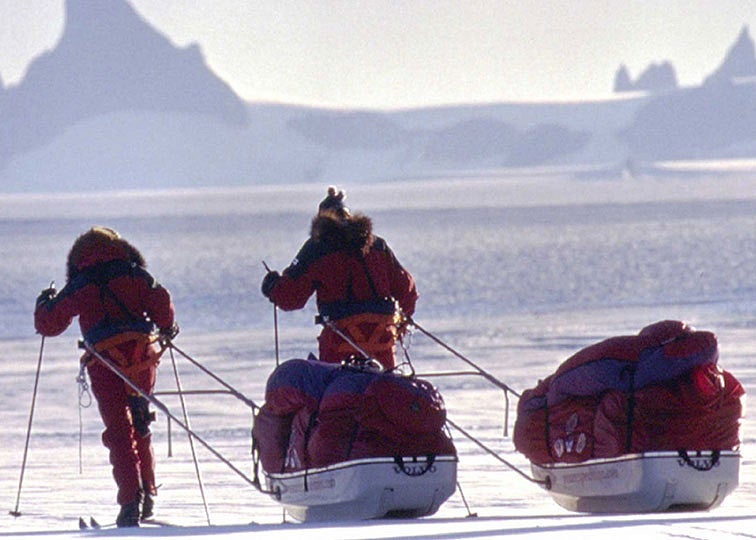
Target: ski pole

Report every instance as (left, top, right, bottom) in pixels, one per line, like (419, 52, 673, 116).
(10, 334, 46, 517)
(168, 347, 211, 525)
(272, 302, 279, 367)
(262, 261, 280, 366)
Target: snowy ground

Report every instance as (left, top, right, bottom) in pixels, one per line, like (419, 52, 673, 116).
(0, 171, 754, 538)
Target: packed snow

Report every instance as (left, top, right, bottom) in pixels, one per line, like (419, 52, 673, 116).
(0, 173, 754, 539)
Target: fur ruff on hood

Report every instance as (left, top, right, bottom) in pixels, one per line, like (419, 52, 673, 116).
(311, 211, 374, 255)
(66, 227, 146, 280)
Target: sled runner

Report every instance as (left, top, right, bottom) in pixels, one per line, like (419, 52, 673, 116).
(253, 358, 458, 521)
(264, 454, 457, 521)
(531, 450, 740, 513)
(514, 320, 745, 513)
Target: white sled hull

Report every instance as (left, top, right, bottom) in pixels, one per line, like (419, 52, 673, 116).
(531, 450, 740, 513)
(265, 455, 457, 522)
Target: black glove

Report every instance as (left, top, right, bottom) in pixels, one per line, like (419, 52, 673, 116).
(160, 322, 180, 341)
(261, 270, 280, 299)
(35, 286, 57, 308)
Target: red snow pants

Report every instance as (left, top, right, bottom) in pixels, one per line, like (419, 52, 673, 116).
(84, 333, 162, 505)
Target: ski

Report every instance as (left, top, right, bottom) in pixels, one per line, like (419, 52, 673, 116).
(138, 517, 176, 527)
(78, 516, 112, 530)
(79, 515, 177, 530)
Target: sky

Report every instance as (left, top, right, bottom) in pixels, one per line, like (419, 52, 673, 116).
(0, 0, 755, 109)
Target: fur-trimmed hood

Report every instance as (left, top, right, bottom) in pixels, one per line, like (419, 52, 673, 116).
(310, 211, 374, 254)
(66, 227, 146, 280)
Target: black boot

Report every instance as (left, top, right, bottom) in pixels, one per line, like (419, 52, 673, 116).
(116, 500, 140, 528)
(141, 492, 155, 520)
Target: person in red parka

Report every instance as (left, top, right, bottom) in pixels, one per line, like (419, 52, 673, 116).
(261, 187, 418, 370)
(34, 227, 177, 528)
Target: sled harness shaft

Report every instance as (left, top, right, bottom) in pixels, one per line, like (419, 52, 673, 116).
(81, 340, 275, 496)
(445, 418, 546, 486)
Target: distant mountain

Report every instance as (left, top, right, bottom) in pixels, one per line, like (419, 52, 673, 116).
(0, 0, 248, 171)
(614, 62, 678, 93)
(622, 27, 756, 161)
(614, 26, 756, 94)
(1, 5, 755, 193)
(622, 79, 756, 161)
(704, 25, 756, 85)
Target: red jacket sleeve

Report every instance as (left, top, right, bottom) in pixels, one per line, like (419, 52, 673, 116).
(388, 258, 418, 317)
(268, 240, 320, 311)
(34, 267, 175, 338)
(142, 280, 175, 331)
(269, 270, 316, 311)
(34, 292, 77, 337)
(269, 237, 418, 317)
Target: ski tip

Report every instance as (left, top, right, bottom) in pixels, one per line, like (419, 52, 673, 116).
(89, 516, 101, 529)
(78, 517, 88, 530)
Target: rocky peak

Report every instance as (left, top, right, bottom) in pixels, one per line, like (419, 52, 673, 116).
(705, 25, 756, 84)
(614, 61, 677, 93)
(0, 0, 248, 163)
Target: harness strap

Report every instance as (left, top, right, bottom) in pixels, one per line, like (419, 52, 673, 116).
(358, 255, 381, 300)
(330, 313, 398, 356)
(82, 332, 163, 388)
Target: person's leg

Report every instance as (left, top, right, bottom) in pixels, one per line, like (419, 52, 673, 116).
(87, 361, 141, 526)
(130, 359, 159, 519)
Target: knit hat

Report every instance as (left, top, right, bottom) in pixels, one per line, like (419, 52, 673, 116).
(318, 186, 349, 217)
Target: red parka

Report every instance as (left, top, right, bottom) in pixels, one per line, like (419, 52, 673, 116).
(268, 211, 417, 369)
(33, 227, 175, 509)
(34, 231, 174, 343)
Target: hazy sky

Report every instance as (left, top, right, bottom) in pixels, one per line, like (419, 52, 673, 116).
(1, 1, 754, 109)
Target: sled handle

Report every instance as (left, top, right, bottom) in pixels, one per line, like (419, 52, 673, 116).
(678, 450, 720, 471)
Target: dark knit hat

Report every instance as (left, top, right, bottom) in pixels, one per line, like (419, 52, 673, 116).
(318, 186, 349, 216)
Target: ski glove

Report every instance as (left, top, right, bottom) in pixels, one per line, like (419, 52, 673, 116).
(261, 270, 280, 300)
(160, 322, 180, 341)
(35, 286, 57, 308)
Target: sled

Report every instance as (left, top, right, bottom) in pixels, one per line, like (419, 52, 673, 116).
(530, 450, 740, 513)
(263, 454, 458, 522)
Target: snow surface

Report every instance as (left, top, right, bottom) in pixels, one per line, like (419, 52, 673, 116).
(1, 173, 755, 539)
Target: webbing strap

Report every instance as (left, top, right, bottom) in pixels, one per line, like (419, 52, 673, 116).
(83, 332, 162, 382)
